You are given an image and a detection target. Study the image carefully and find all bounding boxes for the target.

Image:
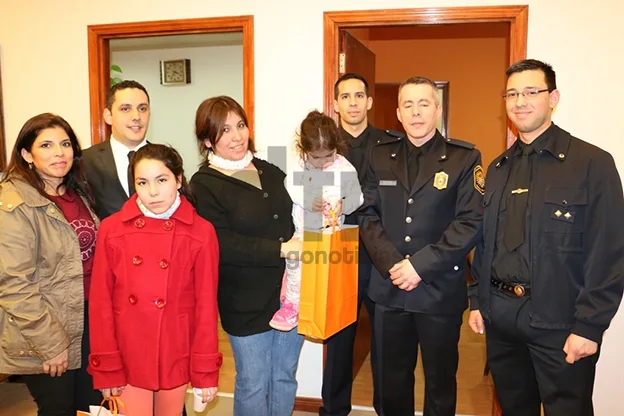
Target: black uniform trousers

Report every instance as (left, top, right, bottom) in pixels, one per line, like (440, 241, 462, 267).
(23, 301, 102, 416)
(486, 289, 599, 416)
(374, 304, 463, 416)
(320, 251, 381, 416)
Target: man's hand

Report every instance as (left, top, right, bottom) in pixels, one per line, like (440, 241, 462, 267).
(389, 259, 422, 291)
(468, 310, 485, 335)
(100, 386, 126, 399)
(563, 333, 598, 364)
(42, 349, 68, 377)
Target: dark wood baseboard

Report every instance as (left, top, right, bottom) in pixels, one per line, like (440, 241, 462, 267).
(294, 396, 322, 413)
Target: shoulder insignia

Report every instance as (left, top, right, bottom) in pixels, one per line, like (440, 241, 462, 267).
(445, 137, 476, 150)
(385, 129, 404, 139)
(473, 165, 485, 195)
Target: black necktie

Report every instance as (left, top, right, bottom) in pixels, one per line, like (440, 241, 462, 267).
(408, 145, 420, 188)
(503, 145, 532, 252)
(127, 150, 136, 196)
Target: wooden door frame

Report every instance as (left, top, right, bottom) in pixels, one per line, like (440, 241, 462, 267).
(87, 16, 254, 145)
(317, 6, 528, 416)
(0, 54, 6, 171)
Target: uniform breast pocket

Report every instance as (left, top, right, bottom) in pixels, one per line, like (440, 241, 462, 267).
(543, 186, 587, 252)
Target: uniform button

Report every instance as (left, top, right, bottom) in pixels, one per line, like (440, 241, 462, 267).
(405, 254, 410, 259)
(407, 198, 414, 204)
(50, 208, 56, 213)
(132, 255, 143, 265)
(7, 204, 13, 209)
(19, 351, 25, 356)
(273, 214, 279, 219)
(163, 221, 174, 231)
(91, 356, 101, 367)
(441, 155, 447, 159)
(263, 192, 269, 198)
(405, 236, 411, 242)
(128, 294, 138, 305)
(28, 351, 34, 356)
(0, 202, 3, 206)
(405, 217, 412, 224)
(134, 218, 145, 228)
(278, 237, 284, 242)
(454, 265, 459, 271)
(155, 298, 166, 309)
(258, 169, 263, 175)
(8, 316, 14, 323)
(558, 153, 565, 159)
(160, 259, 169, 269)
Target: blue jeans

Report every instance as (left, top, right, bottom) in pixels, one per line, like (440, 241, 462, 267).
(228, 328, 304, 416)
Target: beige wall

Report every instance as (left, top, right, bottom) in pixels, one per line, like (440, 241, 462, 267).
(1, 0, 624, 412)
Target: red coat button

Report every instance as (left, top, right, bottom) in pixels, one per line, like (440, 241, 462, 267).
(132, 256, 143, 265)
(216, 356, 223, 367)
(155, 298, 166, 309)
(134, 218, 145, 228)
(128, 294, 138, 305)
(163, 221, 174, 231)
(159, 259, 169, 269)
(91, 356, 101, 367)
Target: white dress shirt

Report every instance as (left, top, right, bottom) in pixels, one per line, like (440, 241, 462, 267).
(109, 136, 148, 196)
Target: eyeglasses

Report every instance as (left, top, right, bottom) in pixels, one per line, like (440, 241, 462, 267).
(502, 89, 550, 101)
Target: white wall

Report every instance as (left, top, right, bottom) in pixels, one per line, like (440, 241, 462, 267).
(111, 44, 243, 177)
(1, 0, 624, 412)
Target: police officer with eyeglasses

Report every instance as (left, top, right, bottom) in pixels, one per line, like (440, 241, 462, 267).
(468, 59, 624, 416)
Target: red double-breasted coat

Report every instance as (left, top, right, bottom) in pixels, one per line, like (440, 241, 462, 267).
(87, 195, 222, 390)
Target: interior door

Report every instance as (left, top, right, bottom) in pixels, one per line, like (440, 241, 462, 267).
(339, 30, 376, 124)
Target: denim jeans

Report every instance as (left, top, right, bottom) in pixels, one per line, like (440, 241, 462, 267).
(228, 328, 305, 416)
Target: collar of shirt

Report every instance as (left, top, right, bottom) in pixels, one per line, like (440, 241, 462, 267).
(406, 133, 437, 158)
(342, 124, 371, 148)
(110, 136, 148, 195)
(512, 123, 555, 156)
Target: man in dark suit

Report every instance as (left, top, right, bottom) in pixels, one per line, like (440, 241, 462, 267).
(83, 80, 150, 219)
(319, 73, 394, 416)
(468, 59, 624, 416)
(358, 76, 483, 416)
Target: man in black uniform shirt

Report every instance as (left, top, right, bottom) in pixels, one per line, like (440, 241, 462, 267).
(468, 59, 624, 416)
(358, 76, 484, 416)
(319, 73, 393, 416)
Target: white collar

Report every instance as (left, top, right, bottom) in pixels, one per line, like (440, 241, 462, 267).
(110, 136, 148, 156)
(208, 150, 254, 171)
(137, 192, 181, 219)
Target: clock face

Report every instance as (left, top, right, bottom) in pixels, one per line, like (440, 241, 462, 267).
(164, 61, 185, 83)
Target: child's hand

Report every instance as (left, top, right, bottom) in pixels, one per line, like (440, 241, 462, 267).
(333, 200, 343, 216)
(201, 387, 218, 403)
(312, 196, 323, 212)
(100, 386, 126, 399)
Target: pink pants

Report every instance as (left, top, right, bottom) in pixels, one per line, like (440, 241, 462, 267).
(118, 383, 187, 416)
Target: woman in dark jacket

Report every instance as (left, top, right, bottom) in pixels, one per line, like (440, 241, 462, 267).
(190, 96, 304, 416)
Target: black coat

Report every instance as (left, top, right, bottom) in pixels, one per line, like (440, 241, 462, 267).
(358, 131, 484, 315)
(469, 124, 624, 343)
(190, 158, 294, 336)
(82, 140, 129, 220)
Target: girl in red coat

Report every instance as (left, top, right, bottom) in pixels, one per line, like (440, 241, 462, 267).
(88, 144, 222, 415)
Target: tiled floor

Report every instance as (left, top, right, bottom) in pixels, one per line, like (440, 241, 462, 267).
(0, 381, 375, 416)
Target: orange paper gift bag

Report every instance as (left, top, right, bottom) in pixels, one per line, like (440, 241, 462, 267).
(298, 224, 359, 340)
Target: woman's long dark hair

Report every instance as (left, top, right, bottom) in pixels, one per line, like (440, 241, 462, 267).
(2, 113, 94, 207)
(129, 144, 196, 205)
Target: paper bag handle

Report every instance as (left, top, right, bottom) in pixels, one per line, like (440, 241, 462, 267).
(96, 396, 125, 416)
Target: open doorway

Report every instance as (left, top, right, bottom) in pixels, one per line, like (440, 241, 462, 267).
(109, 32, 244, 177)
(323, 6, 527, 416)
(87, 16, 254, 146)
